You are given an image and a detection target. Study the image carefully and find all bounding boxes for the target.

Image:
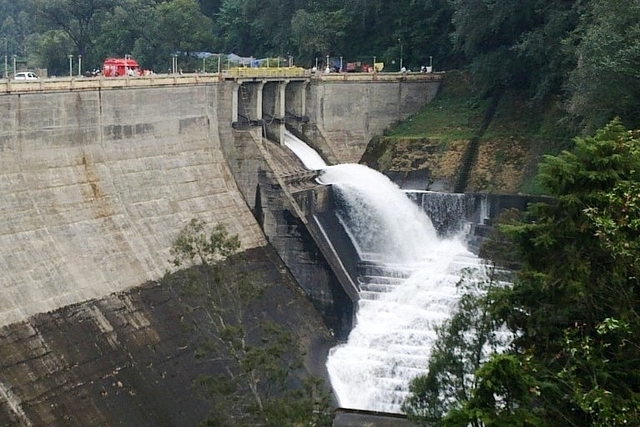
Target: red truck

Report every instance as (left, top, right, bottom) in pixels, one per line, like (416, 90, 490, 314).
(102, 57, 141, 77)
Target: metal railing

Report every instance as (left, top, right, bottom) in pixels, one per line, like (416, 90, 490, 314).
(226, 66, 306, 78)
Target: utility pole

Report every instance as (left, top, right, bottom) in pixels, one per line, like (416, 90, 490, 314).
(68, 55, 73, 78)
(1, 38, 7, 79)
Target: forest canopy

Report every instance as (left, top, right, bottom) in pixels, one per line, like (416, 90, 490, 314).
(1, 0, 639, 130)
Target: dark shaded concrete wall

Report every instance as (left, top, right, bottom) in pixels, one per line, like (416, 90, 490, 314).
(217, 127, 354, 339)
(407, 191, 553, 254)
(0, 247, 333, 427)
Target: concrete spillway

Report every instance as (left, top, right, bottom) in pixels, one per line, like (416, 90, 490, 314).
(282, 135, 476, 413)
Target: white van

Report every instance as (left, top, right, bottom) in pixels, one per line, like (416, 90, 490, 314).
(14, 72, 39, 80)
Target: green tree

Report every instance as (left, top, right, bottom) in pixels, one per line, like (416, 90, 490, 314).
(168, 219, 332, 426)
(32, 0, 119, 66)
(27, 30, 75, 75)
(249, 0, 296, 57)
(290, 8, 349, 64)
(404, 119, 640, 426)
(449, 0, 580, 99)
(170, 218, 240, 268)
(470, 119, 640, 425)
(148, 0, 214, 71)
(197, 0, 223, 19)
(402, 264, 512, 426)
(92, 0, 157, 68)
(566, 0, 640, 130)
(216, 0, 259, 56)
(1, 0, 40, 73)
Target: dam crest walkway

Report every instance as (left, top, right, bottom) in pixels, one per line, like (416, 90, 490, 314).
(0, 70, 442, 94)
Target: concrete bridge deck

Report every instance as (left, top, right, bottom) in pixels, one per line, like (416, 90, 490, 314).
(0, 70, 442, 94)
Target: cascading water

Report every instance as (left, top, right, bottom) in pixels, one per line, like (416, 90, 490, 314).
(283, 131, 482, 413)
(284, 131, 328, 171)
(407, 191, 478, 237)
(319, 163, 441, 263)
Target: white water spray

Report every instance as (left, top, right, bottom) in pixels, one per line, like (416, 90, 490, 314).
(284, 131, 481, 413)
(318, 164, 440, 263)
(284, 130, 328, 170)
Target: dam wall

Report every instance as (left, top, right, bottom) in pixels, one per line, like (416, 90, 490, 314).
(0, 74, 442, 425)
(302, 73, 441, 163)
(0, 246, 333, 427)
(0, 83, 266, 327)
(0, 73, 442, 333)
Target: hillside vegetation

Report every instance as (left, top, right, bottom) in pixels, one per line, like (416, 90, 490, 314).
(361, 71, 575, 194)
(402, 117, 640, 427)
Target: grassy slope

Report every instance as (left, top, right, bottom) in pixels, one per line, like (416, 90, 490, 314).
(361, 70, 575, 194)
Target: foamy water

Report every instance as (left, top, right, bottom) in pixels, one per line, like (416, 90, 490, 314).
(284, 131, 481, 413)
(325, 243, 478, 413)
(318, 163, 440, 263)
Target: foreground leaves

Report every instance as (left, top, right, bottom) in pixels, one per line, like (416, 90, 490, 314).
(404, 119, 640, 426)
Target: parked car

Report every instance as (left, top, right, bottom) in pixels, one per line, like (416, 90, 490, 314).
(14, 72, 39, 80)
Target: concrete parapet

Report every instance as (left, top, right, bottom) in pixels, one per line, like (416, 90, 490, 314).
(226, 66, 306, 78)
(0, 74, 223, 94)
(312, 71, 443, 83)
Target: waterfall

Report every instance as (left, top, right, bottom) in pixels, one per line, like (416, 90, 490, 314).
(283, 131, 482, 413)
(406, 191, 478, 237)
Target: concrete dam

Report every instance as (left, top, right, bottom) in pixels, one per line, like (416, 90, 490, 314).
(0, 72, 441, 425)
